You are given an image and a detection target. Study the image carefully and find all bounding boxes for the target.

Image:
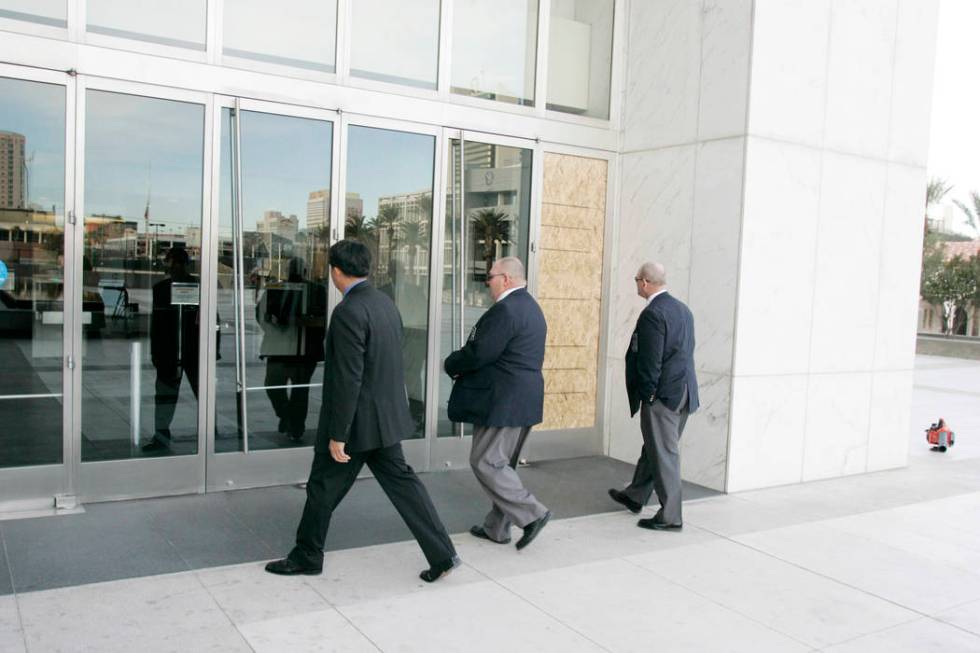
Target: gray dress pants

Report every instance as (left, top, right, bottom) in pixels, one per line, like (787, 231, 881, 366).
(470, 425, 549, 542)
(622, 392, 690, 525)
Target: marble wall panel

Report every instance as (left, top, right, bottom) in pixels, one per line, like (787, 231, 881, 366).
(802, 372, 873, 481)
(748, 0, 831, 147)
(605, 357, 637, 463)
(823, 0, 898, 159)
(689, 137, 744, 376)
(727, 374, 809, 491)
(866, 370, 913, 471)
(874, 163, 926, 371)
(808, 153, 887, 374)
(735, 138, 822, 376)
(623, 0, 702, 151)
(888, 0, 941, 166)
(681, 371, 730, 491)
(698, 0, 753, 140)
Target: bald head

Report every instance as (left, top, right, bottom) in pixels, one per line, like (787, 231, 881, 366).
(634, 262, 667, 299)
(487, 256, 527, 301)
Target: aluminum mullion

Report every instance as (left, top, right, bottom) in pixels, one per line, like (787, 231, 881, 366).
(230, 99, 249, 453)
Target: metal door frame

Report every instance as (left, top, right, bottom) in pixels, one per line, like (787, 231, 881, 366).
(204, 96, 341, 492)
(0, 64, 77, 511)
(429, 128, 541, 471)
(73, 76, 213, 502)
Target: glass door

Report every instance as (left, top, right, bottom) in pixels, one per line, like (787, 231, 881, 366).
(206, 98, 339, 491)
(75, 79, 211, 501)
(431, 131, 536, 468)
(0, 69, 74, 509)
(338, 115, 441, 471)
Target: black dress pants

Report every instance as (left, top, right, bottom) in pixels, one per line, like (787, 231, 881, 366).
(288, 443, 457, 569)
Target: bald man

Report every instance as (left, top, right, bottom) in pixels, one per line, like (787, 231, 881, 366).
(444, 257, 551, 550)
(609, 262, 700, 530)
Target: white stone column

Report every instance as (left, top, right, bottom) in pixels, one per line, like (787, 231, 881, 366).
(607, 0, 940, 493)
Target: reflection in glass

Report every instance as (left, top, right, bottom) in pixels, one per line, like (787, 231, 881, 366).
(0, 77, 65, 468)
(349, 0, 440, 89)
(0, 0, 66, 28)
(547, 0, 614, 119)
(217, 109, 332, 452)
(87, 0, 207, 50)
(81, 90, 205, 461)
(345, 126, 435, 438)
(439, 140, 532, 436)
(451, 0, 539, 106)
(223, 0, 338, 72)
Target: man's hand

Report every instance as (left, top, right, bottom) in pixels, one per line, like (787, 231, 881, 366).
(329, 439, 351, 463)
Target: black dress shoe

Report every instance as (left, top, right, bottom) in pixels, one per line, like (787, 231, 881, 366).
(516, 510, 551, 550)
(265, 558, 322, 576)
(608, 488, 642, 514)
(420, 555, 461, 583)
(469, 525, 511, 544)
(637, 517, 682, 531)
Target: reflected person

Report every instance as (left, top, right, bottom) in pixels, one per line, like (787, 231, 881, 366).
(144, 247, 200, 453)
(256, 257, 327, 442)
(265, 240, 459, 582)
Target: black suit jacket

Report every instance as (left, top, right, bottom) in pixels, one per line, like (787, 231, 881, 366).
(444, 287, 547, 427)
(316, 282, 415, 453)
(625, 292, 700, 416)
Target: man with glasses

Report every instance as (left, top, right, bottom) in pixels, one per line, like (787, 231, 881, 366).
(608, 262, 699, 530)
(445, 256, 551, 550)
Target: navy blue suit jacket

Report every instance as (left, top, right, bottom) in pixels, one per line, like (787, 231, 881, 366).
(625, 292, 700, 417)
(444, 287, 547, 427)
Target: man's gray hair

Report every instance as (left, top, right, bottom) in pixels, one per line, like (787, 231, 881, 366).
(495, 256, 526, 281)
(637, 262, 666, 285)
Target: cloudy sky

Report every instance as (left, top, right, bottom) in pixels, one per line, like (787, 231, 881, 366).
(927, 0, 980, 236)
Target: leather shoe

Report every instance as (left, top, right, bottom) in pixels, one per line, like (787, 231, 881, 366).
(608, 488, 642, 514)
(264, 558, 322, 576)
(420, 555, 461, 583)
(637, 517, 682, 531)
(516, 510, 551, 550)
(469, 525, 510, 544)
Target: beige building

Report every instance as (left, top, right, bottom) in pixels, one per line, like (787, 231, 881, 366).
(0, 130, 26, 209)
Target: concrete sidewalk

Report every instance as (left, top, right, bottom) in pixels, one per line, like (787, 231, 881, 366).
(2, 355, 979, 652)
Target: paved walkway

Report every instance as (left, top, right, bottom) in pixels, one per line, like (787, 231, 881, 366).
(2, 355, 979, 652)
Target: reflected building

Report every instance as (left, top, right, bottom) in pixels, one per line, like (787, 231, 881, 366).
(0, 131, 27, 210)
(306, 189, 363, 230)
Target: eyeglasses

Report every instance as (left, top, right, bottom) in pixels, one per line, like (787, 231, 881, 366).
(487, 273, 505, 281)
(634, 277, 646, 283)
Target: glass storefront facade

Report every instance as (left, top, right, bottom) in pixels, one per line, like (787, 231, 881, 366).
(0, 0, 619, 506)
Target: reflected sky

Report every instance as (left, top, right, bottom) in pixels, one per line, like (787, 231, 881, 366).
(347, 126, 436, 218)
(85, 90, 203, 230)
(0, 76, 65, 213)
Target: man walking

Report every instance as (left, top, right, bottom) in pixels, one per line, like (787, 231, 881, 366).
(265, 240, 459, 582)
(608, 262, 699, 530)
(445, 256, 551, 549)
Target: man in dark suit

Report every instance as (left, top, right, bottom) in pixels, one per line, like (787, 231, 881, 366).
(608, 262, 699, 530)
(265, 240, 459, 582)
(445, 256, 551, 550)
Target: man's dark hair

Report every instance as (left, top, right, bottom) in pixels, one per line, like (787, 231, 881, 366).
(329, 239, 371, 278)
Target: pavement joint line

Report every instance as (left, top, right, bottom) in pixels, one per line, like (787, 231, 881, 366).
(695, 518, 966, 626)
(928, 614, 980, 642)
(192, 570, 259, 653)
(1, 526, 29, 653)
(913, 384, 980, 398)
(619, 555, 818, 650)
(477, 560, 615, 653)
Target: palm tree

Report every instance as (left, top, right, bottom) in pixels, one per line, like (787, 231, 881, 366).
(344, 214, 375, 241)
(953, 190, 980, 237)
(375, 204, 402, 279)
(469, 208, 512, 278)
(925, 178, 953, 237)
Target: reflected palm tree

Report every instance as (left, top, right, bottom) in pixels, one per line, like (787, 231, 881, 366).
(399, 215, 428, 282)
(375, 205, 401, 282)
(470, 208, 512, 278)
